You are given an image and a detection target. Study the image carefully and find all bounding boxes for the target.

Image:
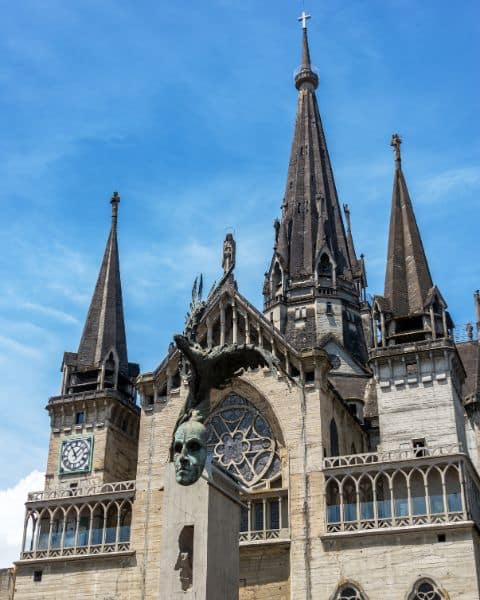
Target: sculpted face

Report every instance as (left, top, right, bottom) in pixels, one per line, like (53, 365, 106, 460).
(173, 420, 208, 486)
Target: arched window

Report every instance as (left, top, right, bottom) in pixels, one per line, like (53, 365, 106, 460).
(410, 470, 427, 516)
(326, 479, 341, 524)
(318, 253, 333, 277)
(392, 470, 408, 518)
(63, 506, 77, 548)
(334, 583, 366, 599)
(445, 465, 462, 513)
(206, 394, 281, 487)
(105, 503, 118, 544)
(359, 475, 374, 521)
(375, 473, 391, 520)
(330, 418, 339, 457)
(77, 505, 91, 547)
(105, 351, 116, 371)
(408, 578, 446, 599)
(428, 467, 444, 514)
(119, 501, 132, 542)
(272, 262, 283, 292)
(342, 477, 357, 522)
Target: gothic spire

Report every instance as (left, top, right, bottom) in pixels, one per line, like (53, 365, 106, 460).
(77, 192, 129, 374)
(384, 135, 434, 317)
(276, 18, 353, 283)
(264, 15, 367, 361)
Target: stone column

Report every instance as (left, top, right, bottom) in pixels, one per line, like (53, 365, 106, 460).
(159, 463, 241, 600)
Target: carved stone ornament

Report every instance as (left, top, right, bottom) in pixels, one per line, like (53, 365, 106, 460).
(171, 274, 279, 485)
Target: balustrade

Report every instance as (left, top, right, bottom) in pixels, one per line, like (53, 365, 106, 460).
(19, 482, 135, 560)
(323, 447, 477, 535)
(239, 491, 289, 544)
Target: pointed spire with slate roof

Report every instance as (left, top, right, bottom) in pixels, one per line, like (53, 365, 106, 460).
(264, 14, 367, 362)
(274, 15, 353, 282)
(76, 192, 129, 375)
(372, 135, 452, 347)
(383, 134, 434, 317)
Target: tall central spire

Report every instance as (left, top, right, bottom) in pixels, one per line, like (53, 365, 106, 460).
(264, 16, 367, 361)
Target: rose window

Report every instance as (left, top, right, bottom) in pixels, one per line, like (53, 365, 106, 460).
(206, 394, 281, 487)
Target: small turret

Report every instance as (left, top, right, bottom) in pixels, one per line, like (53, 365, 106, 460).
(372, 136, 453, 347)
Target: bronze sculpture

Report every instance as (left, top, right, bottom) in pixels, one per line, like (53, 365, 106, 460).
(172, 272, 279, 485)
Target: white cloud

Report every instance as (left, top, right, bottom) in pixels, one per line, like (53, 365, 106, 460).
(0, 334, 43, 360)
(418, 167, 480, 203)
(22, 302, 80, 325)
(0, 470, 44, 567)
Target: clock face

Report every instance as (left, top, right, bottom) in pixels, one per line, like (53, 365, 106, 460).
(59, 437, 93, 474)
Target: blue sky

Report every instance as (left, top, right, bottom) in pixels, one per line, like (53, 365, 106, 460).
(0, 0, 478, 559)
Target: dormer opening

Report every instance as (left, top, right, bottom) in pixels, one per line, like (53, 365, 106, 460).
(318, 253, 332, 278)
(103, 351, 118, 389)
(271, 262, 283, 298)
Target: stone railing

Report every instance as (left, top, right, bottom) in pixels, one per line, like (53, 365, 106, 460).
(20, 541, 132, 561)
(323, 446, 478, 536)
(323, 443, 463, 469)
(19, 481, 135, 561)
(239, 490, 289, 546)
(27, 480, 136, 503)
(239, 527, 290, 544)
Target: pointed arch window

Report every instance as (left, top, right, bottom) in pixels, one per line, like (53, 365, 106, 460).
(318, 253, 333, 277)
(272, 262, 283, 294)
(330, 418, 339, 457)
(333, 583, 366, 599)
(408, 578, 446, 600)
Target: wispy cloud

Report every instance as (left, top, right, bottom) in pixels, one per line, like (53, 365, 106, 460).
(22, 301, 79, 324)
(0, 334, 42, 359)
(418, 167, 480, 203)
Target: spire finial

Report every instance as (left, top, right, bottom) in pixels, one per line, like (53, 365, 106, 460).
(294, 11, 318, 90)
(343, 203, 351, 231)
(298, 10, 311, 30)
(110, 191, 120, 227)
(390, 134, 402, 168)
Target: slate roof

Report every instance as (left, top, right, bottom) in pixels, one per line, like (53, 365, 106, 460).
(328, 374, 370, 401)
(457, 341, 480, 404)
(384, 137, 434, 317)
(76, 193, 129, 375)
(275, 26, 354, 281)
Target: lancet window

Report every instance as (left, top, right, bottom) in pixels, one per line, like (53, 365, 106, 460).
(408, 579, 446, 600)
(318, 253, 333, 277)
(330, 418, 339, 457)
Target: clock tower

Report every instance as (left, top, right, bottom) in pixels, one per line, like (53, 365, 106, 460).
(44, 192, 140, 491)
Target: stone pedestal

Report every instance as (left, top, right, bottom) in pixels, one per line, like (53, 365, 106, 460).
(159, 462, 241, 600)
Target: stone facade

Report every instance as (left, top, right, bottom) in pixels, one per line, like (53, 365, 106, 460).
(6, 18, 480, 600)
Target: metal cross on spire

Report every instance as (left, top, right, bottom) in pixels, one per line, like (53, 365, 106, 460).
(298, 10, 311, 29)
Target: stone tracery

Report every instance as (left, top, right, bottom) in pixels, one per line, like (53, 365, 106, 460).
(206, 394, 281, 487)
(333, 584, 366, 599)
(408, 579, 446, 600)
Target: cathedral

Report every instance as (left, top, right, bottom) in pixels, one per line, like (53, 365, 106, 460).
(2, 14, 480, 600)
